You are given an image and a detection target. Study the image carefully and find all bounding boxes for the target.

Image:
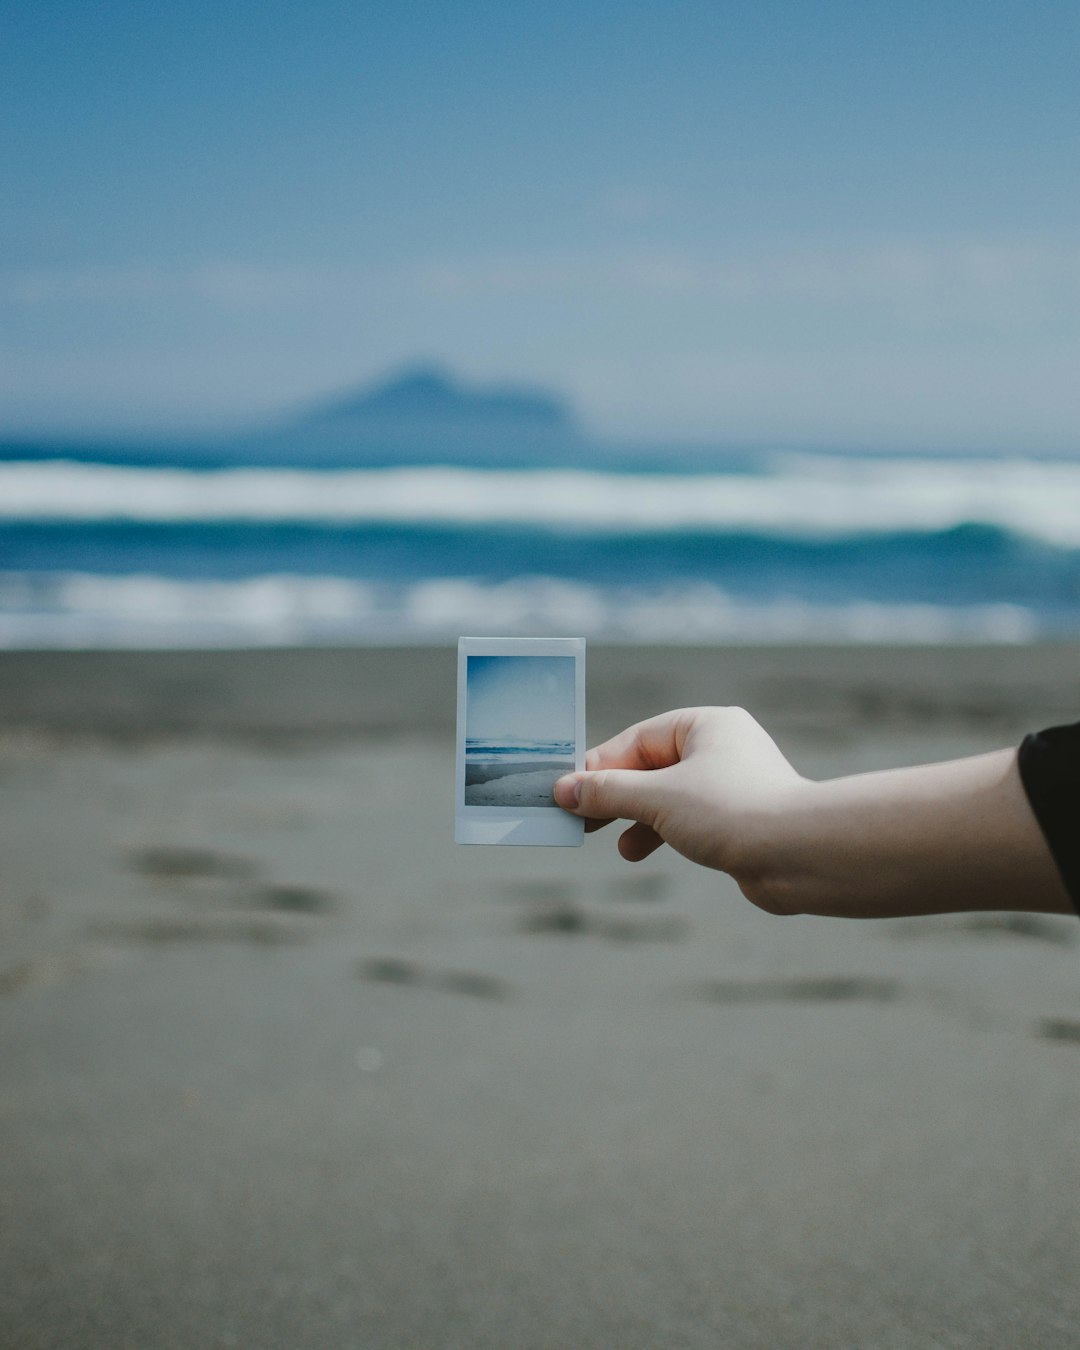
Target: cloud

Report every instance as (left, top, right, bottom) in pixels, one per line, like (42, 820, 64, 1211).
(0, 262, 377, 309)
(2, 235, 1079, 447)
(578, 340, 1080, 449)
(406, 236, 1080, 322)
(6, 236, 1079, 323)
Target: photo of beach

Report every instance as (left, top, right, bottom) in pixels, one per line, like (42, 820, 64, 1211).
(464, 655, 576, 807)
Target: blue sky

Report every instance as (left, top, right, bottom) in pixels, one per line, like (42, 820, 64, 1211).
(467, 656, 575, 744)
(2, 1, 1079, 448)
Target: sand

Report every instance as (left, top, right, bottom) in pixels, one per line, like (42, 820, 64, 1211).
(465, 760, 574, 807)
(2, 644, 1079, 1349)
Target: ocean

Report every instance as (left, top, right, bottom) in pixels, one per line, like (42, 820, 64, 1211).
(466, 739, 577, 764)
(3, 446, 1080, 646)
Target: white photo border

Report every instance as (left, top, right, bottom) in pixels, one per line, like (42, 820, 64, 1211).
(455, 636, 585, 846)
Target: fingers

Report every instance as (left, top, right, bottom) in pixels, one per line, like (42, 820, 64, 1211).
(554, 708, 719, 853)
(555, 710, 696, 827)
(554, 772, 667, 857)
(618, 821, 665, 861)
(554, 766, 665, 828)
(584, 709, 698, 774)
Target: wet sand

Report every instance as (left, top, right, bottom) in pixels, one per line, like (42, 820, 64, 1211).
(465, 759, 573, 807)
(2, 645, 1079, 1349)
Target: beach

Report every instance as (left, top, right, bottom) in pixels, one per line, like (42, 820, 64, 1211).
(465, 760, 575, 807)
(2, 643, 1080, 1349)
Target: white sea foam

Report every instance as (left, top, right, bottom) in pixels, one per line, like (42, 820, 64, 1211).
(2, 456, 1080, 545)
(0, 571, 1041, 648)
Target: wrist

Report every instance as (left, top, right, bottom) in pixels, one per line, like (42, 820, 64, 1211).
(728, 777, 821, 916)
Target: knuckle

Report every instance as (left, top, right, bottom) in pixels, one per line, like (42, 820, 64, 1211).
(582, 769, 611, 808)
(710, 705, 757, 737)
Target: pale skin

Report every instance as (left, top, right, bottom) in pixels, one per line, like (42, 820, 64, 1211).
(552, 706, 1073, 919)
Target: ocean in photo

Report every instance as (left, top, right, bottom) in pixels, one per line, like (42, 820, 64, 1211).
(3, 437, 1080, 647)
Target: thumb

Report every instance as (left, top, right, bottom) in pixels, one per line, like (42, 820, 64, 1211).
(554, 767, 662, 826)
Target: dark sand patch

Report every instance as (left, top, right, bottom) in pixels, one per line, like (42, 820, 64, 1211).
(358, 957, 512, 1000)
(520, 903, 687, 943)
(244, 883, 337, 916)
(959, 914, 1077, 944)
(520, 902, 589, 935)
(127, 846, 259, 881)
(889, 913, 1077, 945)
(359, 956, 418, 985)
(695, 975, 901, 1004)
(438, 970, 512, 1000)
(1035, 1017, 1080, 1044)
(592, 914, 688, 943)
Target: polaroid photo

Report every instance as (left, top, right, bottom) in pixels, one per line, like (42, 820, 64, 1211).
(455, 636, 585, 846)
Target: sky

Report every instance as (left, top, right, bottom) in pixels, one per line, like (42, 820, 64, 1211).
(2, 0, 1079, 450)
(467, 657, 575, 745)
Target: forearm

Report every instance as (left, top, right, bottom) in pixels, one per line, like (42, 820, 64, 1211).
(741, 748, 1074, 919)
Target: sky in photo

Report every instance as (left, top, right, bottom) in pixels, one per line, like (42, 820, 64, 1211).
(467, 657, 575, 746)
(2, 1, 1079, 448)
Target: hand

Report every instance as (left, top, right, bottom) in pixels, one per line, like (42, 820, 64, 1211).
(554, 705, 805, 885)
(555, 707, 1073, 919)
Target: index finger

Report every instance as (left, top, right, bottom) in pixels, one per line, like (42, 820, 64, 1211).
(584, 708, 697, 774)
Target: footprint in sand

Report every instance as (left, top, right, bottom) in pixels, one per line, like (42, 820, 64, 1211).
(888, 913, 1076, 945)
(505, 877, 681, 940)
(358, 956, 512, 1001)
(520, 904, 687, 943)
(126, 845, 260, 881)
(607, 874, 671, 903)
(244, 883, 337, 915)
(958, 914, 1077, 945)
(592, 914, 688, 942)
(694, 975, 901, 1004)
(1034, 1017, 1080, 1044)
(520, 902, 589, 935)
(126, 846, 337, 921)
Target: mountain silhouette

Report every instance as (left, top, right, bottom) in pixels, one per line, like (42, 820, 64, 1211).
(0, 364, 755, 471)
(244, 363, 584, 467)
(301, 366, 575, 436)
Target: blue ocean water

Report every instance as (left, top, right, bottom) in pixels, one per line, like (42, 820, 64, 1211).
(2, 445, 1080, 645)
(466, 739, 575, 763)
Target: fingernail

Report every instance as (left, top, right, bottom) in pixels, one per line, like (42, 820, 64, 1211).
(554, 775, 581, 809)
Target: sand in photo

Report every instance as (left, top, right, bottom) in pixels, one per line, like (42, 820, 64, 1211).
(464, 757, 574, 807)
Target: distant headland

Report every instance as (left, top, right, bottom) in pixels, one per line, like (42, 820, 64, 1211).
(0, 364, 756, 472)
(294, 366, 577, 439)
(249, 364, 585, 468)
(0, 364, 587, 470)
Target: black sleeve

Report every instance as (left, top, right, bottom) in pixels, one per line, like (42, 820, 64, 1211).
(1017, 722, 1080, 915)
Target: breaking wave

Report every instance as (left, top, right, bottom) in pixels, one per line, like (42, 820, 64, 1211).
(0, 571, 1042, 648)
(4, 455, 1080, 546)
